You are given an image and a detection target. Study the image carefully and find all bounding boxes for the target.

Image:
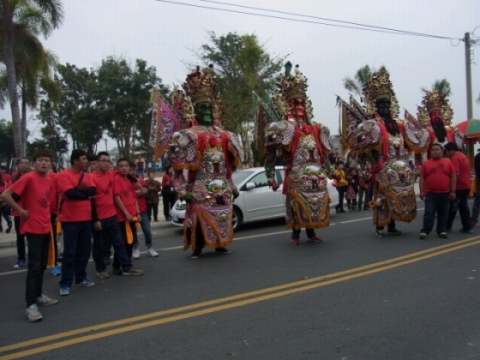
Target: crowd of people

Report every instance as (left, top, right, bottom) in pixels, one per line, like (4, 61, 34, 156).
(0, 63, 477, 324)
(0, 150, 177, 322)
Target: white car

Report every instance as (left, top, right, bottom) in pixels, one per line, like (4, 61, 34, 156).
(171, 166, 339, 230)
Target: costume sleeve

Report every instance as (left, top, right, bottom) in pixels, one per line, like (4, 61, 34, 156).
(264, 120, 295, 150)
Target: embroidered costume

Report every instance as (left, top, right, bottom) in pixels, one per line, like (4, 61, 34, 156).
(263, 63, 331, 244)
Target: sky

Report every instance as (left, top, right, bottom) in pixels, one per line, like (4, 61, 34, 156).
(5, 0, 480, 148)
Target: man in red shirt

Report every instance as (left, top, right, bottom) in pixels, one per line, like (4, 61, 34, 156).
(91, 152, 144, 277)
(57, 150, 97, 296)
(0, 165, 13, 233)
(113, 158, 140, 272)
(129, 163, 158, 259)
(444, 142, 473, 233)
(11, 158, 30, 268)
(1, 150, 58, 322)
(419, 143, 457, 239)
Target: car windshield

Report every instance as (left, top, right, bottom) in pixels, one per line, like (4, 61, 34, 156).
(232, 170, 255, 186)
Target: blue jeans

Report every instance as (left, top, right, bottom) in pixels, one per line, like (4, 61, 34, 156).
(134, 212, 153, 247)
(421, 192, 450, 235)
(59, 221, 92, 288)
(92, 216, 132, 272)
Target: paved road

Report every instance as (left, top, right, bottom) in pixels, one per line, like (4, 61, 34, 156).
(0, 202, 479, 360)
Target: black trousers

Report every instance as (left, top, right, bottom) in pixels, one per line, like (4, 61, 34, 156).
(147, 203, 159, 221)
(115, 221, 135, 270)
(447, 189, 471, 231)
(14, 216, 26, 261)
(25, 233, 49, 307)
(162, 193, 176, 220)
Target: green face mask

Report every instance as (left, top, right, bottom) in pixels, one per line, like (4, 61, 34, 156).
(194, 102, 213, 125)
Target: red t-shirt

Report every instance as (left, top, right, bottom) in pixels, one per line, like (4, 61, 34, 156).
(420, 158, 456, 193)
(137, 178, 147, 213)
(450, 152, 471, 190)
(57, 169, 95, 222)
(114, 173, 137, 222)
(9, 171, 52, 234)
(1, 173, 11, 187)
(48, 171, 59, 214)
(91, 170, 117, 220)
(10, 172, 25, 217)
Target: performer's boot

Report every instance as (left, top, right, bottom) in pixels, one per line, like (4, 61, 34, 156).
(215, 247, 231, 254)
(387, 221, 402, 235)
(190, 248, 202, 259)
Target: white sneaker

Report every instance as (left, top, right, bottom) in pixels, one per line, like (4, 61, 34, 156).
(37, 293, 58, 306)
(25, 304, 43, 322)
(132, 247, 140, 259)
(147, 247, 159, 257)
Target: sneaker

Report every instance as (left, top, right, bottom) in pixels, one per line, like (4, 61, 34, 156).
(375, 229, 385, 238)
(112, 267, 123, 276)
(190, 249, 202, 259)
(59, 287, 70, 296)
(6, 223, 12, 233)
(439, 232, 448, 239)
(292, 238, 300, 245)
(132, 247, 141, 259)
(460, 228, 473, 234)
(122, 267, 144, 276)
(25, 304, 43, 322)
(308, 236, 323, 243)
(75, 279, 95, 287)
(215, 247, 231, 254)
(147, 247, 159, 257)
(37, 293, 58, 306)
(51, 266, 61, 276)
(13, 259, 26, 269)
(419, 232, 427, 240)
(470, 220, 478, 229)
(96, 271, 110, 279)
(388, 229, 402, 235)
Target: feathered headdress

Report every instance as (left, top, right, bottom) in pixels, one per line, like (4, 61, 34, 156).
(362, 66, 399, 117)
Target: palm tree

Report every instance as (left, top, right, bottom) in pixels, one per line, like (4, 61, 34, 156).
(342, 65, 375, 99)
(421, 79, 452, 97)
(0, 0, 63, 157)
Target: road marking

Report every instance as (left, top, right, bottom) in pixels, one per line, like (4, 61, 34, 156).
(1, 236, 479, 359)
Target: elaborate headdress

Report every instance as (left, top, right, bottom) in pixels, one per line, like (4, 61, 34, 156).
(362, 66, 399, 117)
(182, 65, 224, 126)
(272, 62, 313, 121)
(422, 90, 444, 113)
(416, 105, 430, 127)
(421, 89, 454, 125)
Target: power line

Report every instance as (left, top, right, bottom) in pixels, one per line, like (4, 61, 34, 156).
(155, 0, 462, 41)
(200, 0, 458, 40)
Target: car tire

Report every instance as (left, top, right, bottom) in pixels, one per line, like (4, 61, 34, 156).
(232, 206, 242, 231)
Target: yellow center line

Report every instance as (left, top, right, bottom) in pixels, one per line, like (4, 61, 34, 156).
(1, 236, 479, 359)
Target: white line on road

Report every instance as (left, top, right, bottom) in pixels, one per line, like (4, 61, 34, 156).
(0, 207, 427, 278)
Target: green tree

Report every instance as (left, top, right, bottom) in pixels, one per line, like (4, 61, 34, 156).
(342, 65, 375, 99)
(197, 32, 284, 162)
(96, 57, 167, 158)
(35, 99, 67, 164)
(421, 78, 452, 97)
(55, 63, 106, 154)
(0, 0, 63, 157)
(0, 118, 14, 162)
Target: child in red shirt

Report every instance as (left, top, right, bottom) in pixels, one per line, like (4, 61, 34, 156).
(114, 159, 139, 266)
(1, 150, 58, 322)
(129, 163, 158, 259)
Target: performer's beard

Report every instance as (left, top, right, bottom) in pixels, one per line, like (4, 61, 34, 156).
(381, 115, 400, 136)
(431, 117, 447, 143)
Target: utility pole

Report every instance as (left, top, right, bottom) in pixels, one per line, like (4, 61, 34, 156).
(465, 32, 473, 120)
(464, 32, 475, 164)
